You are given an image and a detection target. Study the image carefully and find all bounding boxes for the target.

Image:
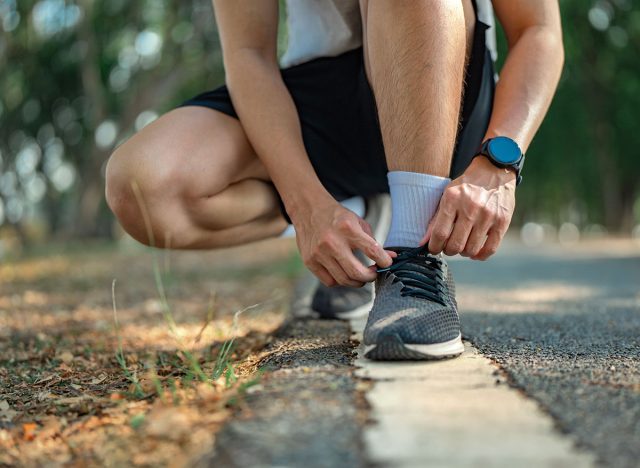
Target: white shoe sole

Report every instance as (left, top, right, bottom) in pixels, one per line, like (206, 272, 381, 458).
(333, 298, 375, 320)
(364, 333, 464, 360)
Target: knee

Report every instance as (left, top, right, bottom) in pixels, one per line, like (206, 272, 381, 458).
(368, 0, 464, 29)
(105, 147, 131, 218)
(408, 0, 463, 16)
(105, 144, 180, 246)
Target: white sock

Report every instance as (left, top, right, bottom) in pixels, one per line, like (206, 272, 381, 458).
(383, 171, 450, 248)
(279, 196, 366, 238)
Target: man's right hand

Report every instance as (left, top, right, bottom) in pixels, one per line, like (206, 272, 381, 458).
(292, 199, 395, 287)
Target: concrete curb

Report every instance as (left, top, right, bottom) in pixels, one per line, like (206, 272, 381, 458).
(351, 321, 596, 467)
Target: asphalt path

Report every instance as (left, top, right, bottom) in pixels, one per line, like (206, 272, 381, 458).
(452, 239, 640, 467)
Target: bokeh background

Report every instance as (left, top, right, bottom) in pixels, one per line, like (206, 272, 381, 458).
(1, 0, 639, 257)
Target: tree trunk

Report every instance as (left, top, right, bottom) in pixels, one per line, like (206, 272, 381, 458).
(581, 40, 626, 232)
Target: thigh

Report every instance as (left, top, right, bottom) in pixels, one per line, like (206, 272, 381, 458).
(110, 106, 269, 200)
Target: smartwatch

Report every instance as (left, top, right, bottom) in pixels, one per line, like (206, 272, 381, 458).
(476, 136, 525, 185)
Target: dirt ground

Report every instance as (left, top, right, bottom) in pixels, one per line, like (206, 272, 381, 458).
(0, 238, 300, 467)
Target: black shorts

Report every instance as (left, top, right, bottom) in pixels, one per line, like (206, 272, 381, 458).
(181, 19, 495, 219)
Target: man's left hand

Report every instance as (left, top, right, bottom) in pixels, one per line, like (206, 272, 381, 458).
(424, 156, 516, 260)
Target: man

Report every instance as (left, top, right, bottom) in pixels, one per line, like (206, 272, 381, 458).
(106, 0, 563, 360)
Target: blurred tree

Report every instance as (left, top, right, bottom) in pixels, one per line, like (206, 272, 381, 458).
(0, 0, 638, 243)
(0, 0, 224, 240)
(509, 0, 640, 232)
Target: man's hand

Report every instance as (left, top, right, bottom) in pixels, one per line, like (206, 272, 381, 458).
(424, 156, 516, 260)
(292, 199, 394, 287)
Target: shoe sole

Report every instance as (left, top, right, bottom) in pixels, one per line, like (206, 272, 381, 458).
(331, 298, 374, 320)
(364, 333, 464, 361)
(298, 298, 373, 320)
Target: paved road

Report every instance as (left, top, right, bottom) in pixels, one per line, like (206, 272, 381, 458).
(452, 239, 640, 467)
(201, 238, 639, 467)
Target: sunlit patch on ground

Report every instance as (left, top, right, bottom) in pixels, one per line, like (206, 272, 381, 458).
(0, 238, 300, 466)
(457, 283, 600, 314)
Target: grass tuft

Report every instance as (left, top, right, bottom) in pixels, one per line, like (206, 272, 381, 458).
(112, 279, 144, 398)
(109, 180, 271, 401)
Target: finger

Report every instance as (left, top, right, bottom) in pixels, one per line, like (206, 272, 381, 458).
(335, 248, 377, 283)
(349, 226, 393, 268)
(386, 250, 398, 258)
(427, 202, 456, 254)
(443, 217, 474, 256)
(356, 218, 397, 259)
(461, 214, 493, 257)
(353, 219, 377, 268)
(308, 262, 337, 287)
(471, 229, 502, 261)
(324, 256, 364, 287)
(359, 218, 375, 238)
(461, 224, 490, 258)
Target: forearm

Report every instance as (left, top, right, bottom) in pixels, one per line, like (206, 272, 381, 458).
(225, 52, 334, 219)
(484, 26, 564, 151)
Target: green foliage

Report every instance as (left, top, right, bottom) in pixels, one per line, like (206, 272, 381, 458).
(0, 0, 638, 239)
(0, 0, 224, 238)
(509, 0, 640, 230)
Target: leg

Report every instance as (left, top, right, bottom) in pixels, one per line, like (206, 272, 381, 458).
(360, 0, 475, 176)
(359, 1, 477, 360)
(359, 0, 477, 249)
(106, 107, 288, 249)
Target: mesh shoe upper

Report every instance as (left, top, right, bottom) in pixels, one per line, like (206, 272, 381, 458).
(363, 246, 460, 346)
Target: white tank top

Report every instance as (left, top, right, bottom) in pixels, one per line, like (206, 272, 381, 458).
(280, 0, 497, 68)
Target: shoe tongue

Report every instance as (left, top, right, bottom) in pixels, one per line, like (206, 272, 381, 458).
(376, 245, 442, 274)
(386, 245, 430, 259)
(385, 245, 426, 255)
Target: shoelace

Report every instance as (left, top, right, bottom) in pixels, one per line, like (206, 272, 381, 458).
(376, 245, 447, 306)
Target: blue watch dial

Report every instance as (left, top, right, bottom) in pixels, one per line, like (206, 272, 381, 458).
(488, 136, 521, 165)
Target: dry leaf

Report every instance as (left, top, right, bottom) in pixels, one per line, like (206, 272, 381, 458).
(0, 400, 19, 422)
(34, 374, 56, 384)
(138, 378, 158, 395)
(143, 408, 191, 441)
(22, 423, 38, 441)
(37, 417, 62, 440)
(144, 299, 163, 313)
(90, 374, 107, 385)
(55, 395, 90, 405)
(59, 351, 74, 364)
(36, 391, 52, 401)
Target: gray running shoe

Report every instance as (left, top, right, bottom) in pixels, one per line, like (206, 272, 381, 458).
(363, 245, 464, 360)
(311, 280, 374, 320)
(310, 194, 391, 320)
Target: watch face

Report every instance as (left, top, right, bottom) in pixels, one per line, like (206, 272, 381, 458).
(488, 137, 521, 164)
